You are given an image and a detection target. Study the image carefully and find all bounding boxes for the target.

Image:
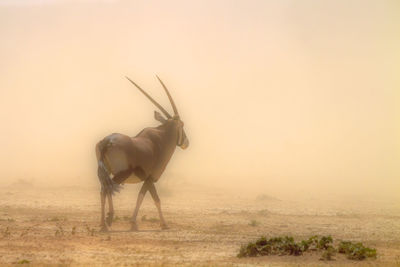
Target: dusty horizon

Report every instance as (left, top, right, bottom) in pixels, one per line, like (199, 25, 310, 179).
(0, 0, 399, 198)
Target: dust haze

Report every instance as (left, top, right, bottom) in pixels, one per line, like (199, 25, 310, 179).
(1, 0, 399, 198)
(0, 1, 399, 265)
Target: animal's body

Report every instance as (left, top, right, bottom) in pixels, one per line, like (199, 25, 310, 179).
(96, 76, 188, 232)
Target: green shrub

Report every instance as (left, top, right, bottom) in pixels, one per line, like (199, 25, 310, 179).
(317, 235, 333, 250)
(238, 235, 376, 261)
(338, 241, 376, 260)
(238, 236, 303, 257)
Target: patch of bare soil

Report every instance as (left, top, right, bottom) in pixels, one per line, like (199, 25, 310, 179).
(0, 184, 399, 266)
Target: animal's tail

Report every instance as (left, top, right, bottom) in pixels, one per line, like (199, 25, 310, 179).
(96, 140, 122, 195)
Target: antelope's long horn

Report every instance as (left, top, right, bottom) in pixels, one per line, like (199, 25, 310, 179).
(126, 76, 171, 119)
(156, 75, 179, 116)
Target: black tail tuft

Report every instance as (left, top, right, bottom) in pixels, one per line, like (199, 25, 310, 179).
(97, 161, 122, 195)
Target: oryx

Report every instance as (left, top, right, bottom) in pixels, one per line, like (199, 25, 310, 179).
(95, 76, 189, 232)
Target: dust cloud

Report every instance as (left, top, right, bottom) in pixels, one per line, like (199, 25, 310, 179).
(0, 0, 399, 200)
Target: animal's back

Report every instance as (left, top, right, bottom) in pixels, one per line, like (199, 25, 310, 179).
(96, 132, 157, 184)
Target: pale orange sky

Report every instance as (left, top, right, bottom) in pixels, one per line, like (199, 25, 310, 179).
(0, 0, 399, 196)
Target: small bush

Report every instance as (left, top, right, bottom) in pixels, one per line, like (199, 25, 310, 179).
(238, 242, 258, 257)
(317, 235, 333, 250)
(238, 236, 303, 258)
(338, 241, 377, 260)
(299, 235, 319, 251)
(238, 235, 376, 261)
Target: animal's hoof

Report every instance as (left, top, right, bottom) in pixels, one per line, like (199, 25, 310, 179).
(130, 222, 138, 231)
(106, 212, 114, 227)
(100, 225, 109, 232)
(160, 223, 169, 230)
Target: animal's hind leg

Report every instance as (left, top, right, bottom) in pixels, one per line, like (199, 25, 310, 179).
(100, 190, 108, 232)
(148, 181, 168, 230)
(130, 180, 150, 231)
(105, 169, 131, 227)
(106, 193, 114, 227)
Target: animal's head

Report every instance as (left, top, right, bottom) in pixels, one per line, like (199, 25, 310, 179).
(154, 112, 189, 149)
(126, 76, 189, 150)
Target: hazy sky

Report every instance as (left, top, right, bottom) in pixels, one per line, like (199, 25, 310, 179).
(0, 0, 399, 196)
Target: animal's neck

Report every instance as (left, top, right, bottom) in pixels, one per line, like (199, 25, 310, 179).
(159, 122, 178, 150)
(149, 123, 178, 177)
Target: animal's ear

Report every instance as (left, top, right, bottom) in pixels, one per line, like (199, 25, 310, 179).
(154, 111, 167, 123)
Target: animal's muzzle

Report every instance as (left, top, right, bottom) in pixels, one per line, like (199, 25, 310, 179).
(180, 138, 189, 149)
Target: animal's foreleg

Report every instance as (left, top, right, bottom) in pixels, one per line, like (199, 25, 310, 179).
(106, 193, 114, 227)
(130, 180, 149, 231)
(100, 190, 108, 232)
(148, 182, 168, 230)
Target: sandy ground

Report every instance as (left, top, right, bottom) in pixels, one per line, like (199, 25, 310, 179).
(0, 181, 399, 267)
